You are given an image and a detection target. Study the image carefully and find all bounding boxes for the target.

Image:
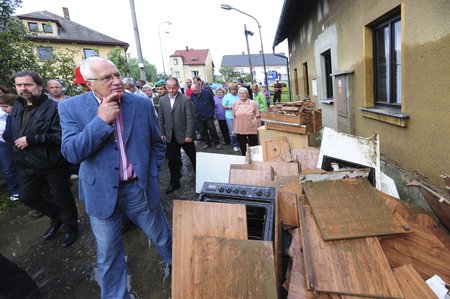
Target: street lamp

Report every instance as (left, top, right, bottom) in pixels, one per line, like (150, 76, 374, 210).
(221, 4, 267, 85)
(158, 21, 172, 76)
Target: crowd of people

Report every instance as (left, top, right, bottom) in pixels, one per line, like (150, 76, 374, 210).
(0, 56, 277, 298)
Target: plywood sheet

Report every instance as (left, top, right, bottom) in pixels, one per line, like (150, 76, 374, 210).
(254, 161, 300, 177)
(291, 147, 320, 171)
(172, 200, 248, 299)
(302, 178, 410, 240)
(192, 236, 277, 299)
(380, 224, 450, 283)
(392, 264, 437, 299)
(278, 192, 299, 227)
(258, 125, 309, 150)
(269, 175, 302, 195)
(299, 204, 404, 298)
(262, 136, 293, 162)
(266, 122, 311, 135)
(228, 167, 274, 185)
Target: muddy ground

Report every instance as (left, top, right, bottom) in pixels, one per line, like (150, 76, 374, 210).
(0, 142, 239, 299)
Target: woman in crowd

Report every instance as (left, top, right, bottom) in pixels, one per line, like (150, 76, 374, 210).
(232, 87, 261, 156)
(261, 85, 271, 110)
(222, 83, 240, 152)
(251, 84, 268, 113)
(214, 87, 230, 145)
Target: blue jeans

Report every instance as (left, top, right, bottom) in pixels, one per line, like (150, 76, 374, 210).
(225, 118, 239, 148)
(0, 142, 19, 195)
(89, 180, 172, 299)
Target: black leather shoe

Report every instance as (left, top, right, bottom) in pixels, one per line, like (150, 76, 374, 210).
(61, 229, 78, 248)
(165, 183, 180, 194)
(42, 221, 63, 240)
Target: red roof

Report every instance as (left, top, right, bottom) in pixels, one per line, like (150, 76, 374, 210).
(170, 49, 209, 65)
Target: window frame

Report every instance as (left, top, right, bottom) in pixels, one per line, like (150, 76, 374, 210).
(373, 14, 401, 107)
(42, 23, 53, 33)
(83, 48, 99, 59)
(28, 22, 39, 32)
(321, 49, 333, 99)
(37, 46, 53, 61)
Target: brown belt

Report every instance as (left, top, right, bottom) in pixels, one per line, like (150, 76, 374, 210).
(119, 177, 138, 186)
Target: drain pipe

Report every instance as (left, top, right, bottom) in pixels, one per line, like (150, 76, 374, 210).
(272, 48, 291, 102)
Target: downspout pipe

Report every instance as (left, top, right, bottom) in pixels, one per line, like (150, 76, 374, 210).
(272, 48, 291, 102)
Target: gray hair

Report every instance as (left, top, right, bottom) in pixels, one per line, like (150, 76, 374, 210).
(122, 77, 136, 87)
(142, 84, 153, 91)
(238, 87, 248, 94)
(80, 57, 116, 81)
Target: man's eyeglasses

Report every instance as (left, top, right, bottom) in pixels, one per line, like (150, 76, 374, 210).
(88, 73, 121, 83)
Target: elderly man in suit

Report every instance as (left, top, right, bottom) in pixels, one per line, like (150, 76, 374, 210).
(58, 57, 172, 299)
(158, 77, 196, 194)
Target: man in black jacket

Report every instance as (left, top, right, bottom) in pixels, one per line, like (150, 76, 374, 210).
(12, 71, 78, 248)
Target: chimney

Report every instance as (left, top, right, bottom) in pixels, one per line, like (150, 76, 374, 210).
(186, 46, 189, 51)
(63, 7, 70, 20)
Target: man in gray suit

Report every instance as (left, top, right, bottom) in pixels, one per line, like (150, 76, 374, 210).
(158, 77, 196, 194)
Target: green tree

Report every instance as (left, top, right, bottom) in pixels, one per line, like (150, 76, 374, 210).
(127, 58, 157, 83)
(219, 66, 252, 84)
(107, 46, 130, 77)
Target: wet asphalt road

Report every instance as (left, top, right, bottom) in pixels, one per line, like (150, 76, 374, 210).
(0, 139, 240, 299)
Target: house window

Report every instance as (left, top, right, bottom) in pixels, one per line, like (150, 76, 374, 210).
(173, 58, 178, 65)
(373, 14, 401, 106)
(321, 50, 333, 99)
(191, 70, 199, 77)
(42, 23, 53, 33)
(37, 47, 53, 60)
(28, 22, 39, 32)
(84, 48, 99, 58)
(302, 62, 309, 96)
(174, 71, 180, 78)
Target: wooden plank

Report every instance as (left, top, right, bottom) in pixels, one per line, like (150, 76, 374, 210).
(281, 106, 301, 112)
(278, 192, 299, 227)
(192, 236, 277, 299)
(300, 169, 370, 184)
(299, 204, 404, 299)
(229, 167, 274, 185)
(172, 200, 248, 299)
(311, 109, 322, 133)
(261, 111, 311, 124)
(302, 178, 411, 240)
(392, 264, 437, 299)
(274, 193, 283, 299)
(266, 122, 311, 134)
(262, 136, 293, 162)
(291, 147, 320, 171)
(380, 224, 450, 283)
(254, 161, 300, 177)
(258, 125, 309, 150)
(268, 175, 302, 195)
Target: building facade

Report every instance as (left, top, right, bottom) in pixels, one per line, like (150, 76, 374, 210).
(169, 48, 214, 84)
(17, 9, 128, 65)
(273, 0, 450, 194)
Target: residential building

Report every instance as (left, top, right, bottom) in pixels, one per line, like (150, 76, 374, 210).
(17, 9, 128, 64)
(273, 0, 450, 197)
(169, 48, 214, 84)
(221, 53, 288, 84)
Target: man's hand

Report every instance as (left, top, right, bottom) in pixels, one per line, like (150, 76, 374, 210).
(185, 137, 193, 143)
(161, 135, 167, 143)
(15, 136, 29, 150)
(98, 92, 120, 124)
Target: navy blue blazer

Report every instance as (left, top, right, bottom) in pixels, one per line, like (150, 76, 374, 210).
(58, 91, 166, 219)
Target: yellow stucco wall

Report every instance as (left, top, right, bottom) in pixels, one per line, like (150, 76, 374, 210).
(288, 0, 450, 188)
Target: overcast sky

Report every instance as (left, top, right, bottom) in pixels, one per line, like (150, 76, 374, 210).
(15, 0, 289, 74)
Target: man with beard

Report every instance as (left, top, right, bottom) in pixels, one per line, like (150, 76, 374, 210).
(11, 71, 78, 248)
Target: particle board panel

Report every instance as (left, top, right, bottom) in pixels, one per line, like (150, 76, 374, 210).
(278, 192, 299, 227)
(266, 122, 311, 135)
(172, 200, 248, 299)
(302, 178, 411, 240)
(392, 264, 437, 299)
(380, 224, 450, 283)
(299, 204, 404, 299)
(228, 167, 274, 185)
(262, 136, 293, 162)
(291, 147, 320, 171)
(258, 125, 310, 150)
(192, 236, 277, 299)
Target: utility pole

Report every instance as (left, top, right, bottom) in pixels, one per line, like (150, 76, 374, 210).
(244, 24, 254, 83)
(129, 0, 146, 81)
